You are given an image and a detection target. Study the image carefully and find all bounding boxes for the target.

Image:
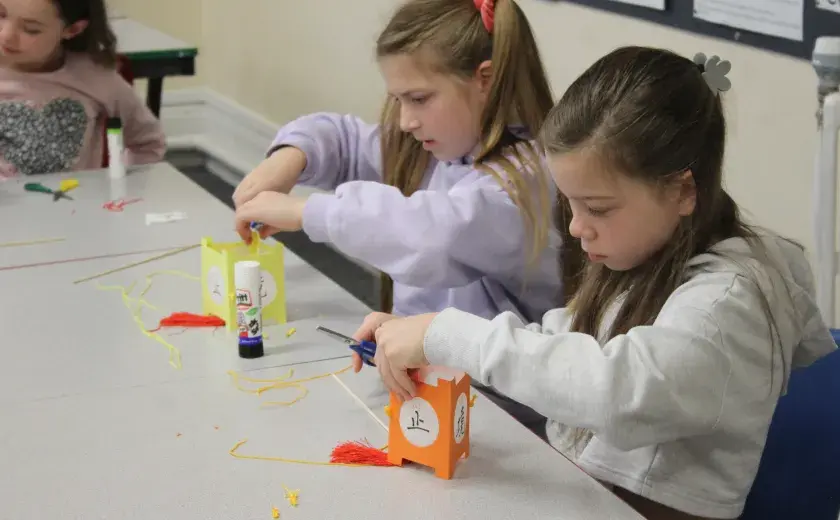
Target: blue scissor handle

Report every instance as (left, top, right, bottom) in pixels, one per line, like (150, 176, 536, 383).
(350, 339, 377, 367)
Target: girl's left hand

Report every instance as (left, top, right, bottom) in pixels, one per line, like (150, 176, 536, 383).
(373, 313, 438, 401)
(234, 191, 307, 243)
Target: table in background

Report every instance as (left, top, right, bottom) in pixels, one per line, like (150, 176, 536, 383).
(113, 17, 197, 117)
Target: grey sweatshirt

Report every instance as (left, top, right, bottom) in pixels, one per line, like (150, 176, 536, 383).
(423, 233, 836, 518)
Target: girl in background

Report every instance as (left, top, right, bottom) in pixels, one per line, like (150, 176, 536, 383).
(0, 0, 165, 178)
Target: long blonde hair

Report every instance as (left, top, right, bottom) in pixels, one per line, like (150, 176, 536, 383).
(375, 0, 555, 311)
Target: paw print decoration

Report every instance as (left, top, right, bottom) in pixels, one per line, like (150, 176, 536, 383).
(693, 52, 731, 93)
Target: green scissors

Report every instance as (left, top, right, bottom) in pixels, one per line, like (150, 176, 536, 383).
(24, 182, 74, 201)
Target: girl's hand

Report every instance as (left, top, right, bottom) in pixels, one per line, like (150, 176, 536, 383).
(373, 313, 437, 401)
(351, 312, 399, 372)
(232, 146, 307, 208)
(234, 192, 307, 243)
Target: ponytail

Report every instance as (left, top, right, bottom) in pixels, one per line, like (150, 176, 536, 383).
(374, 0, 554, 312)
(476, 0, 554, 162)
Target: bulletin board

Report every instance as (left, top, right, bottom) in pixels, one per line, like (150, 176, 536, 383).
(553, 1, 840, 61)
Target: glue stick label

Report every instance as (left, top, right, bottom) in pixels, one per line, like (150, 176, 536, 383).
(236, 290, 262, 344)
(234, 260, 263, 346)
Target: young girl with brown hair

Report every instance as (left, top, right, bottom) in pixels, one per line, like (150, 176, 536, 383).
(357, 46, 837, 519)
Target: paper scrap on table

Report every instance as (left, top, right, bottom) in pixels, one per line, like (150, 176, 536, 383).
(146, 212, 187, 225)
(693, 0, 804, 42)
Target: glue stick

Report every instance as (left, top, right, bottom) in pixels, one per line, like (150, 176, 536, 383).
(107, 117, 125, 179)
(234, 260, 264, 358)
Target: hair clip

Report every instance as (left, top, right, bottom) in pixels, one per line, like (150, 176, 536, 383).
(693, 52, 731, 93)
(473, 0, 495, 33)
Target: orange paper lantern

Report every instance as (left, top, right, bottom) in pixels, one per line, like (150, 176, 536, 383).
(387, 367, 471, 479)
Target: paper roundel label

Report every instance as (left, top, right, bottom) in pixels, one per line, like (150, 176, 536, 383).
(454, 393, 468, 444)
(207, 266, 225, 304)
(259, 270, 277, 306)
(399, 397, 439, 447)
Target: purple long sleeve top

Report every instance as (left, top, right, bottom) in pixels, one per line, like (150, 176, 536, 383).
(269, 112, 562, 322)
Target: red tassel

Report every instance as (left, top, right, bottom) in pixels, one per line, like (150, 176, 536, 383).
(147, 312, 225, 332)
(160, 312, 225, 327)
(330, 440, 397, 467)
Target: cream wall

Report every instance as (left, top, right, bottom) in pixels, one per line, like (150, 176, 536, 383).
(113, 0, 826, 254)
(522, 2, 818, 255)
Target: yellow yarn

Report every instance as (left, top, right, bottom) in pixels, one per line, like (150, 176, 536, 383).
(96, 270, 200, 369)
(0, 236, 65, 248)
(283, 486, 300, 507)
(227, 367, 389, 467)
(227, 365, 352, 407)
(229, 439, 388, 467)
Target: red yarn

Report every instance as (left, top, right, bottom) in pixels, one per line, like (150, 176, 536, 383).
(147, 312, 225, 332)
(103, 198, 142, 212)
(330, 440, 397, 467)
(473, 0, 494, 32)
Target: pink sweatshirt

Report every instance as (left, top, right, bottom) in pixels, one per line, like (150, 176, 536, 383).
(0, 52, 166, 178)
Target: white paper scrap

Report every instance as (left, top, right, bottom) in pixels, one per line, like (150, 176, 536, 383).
(145, 211, 187, 225)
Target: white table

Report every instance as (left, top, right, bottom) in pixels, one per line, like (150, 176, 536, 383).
(0, 357, 644, 519)
(112, 17, 197, 117)
(113, 18, 195, 59)
(0, 164, 370, 399)
(0, 164, 643, 518)
(0, 249, 370, 407)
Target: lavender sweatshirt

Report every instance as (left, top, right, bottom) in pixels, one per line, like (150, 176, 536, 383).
(268, 112, 562, 322)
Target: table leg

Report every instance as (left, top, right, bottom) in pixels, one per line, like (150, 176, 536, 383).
(147, 77, 164, 118)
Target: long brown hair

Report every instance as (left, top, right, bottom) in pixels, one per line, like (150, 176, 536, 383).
(541, 46, 771, 339)
(375, 0, 554, 312)
(53, 0, 117, 68)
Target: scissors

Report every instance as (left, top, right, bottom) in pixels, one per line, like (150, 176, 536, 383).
(24, 180, 76, 201)
(316, 325, 376, 367)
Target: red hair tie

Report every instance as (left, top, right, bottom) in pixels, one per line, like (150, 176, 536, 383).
(473, 0, 495, 32)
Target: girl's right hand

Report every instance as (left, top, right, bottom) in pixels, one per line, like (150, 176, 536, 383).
(232, 146, 307, 208)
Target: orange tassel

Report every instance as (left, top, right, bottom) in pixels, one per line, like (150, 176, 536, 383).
(147, 312, 225, 332)
(330, 440, 397, 467)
